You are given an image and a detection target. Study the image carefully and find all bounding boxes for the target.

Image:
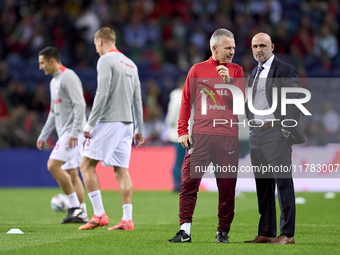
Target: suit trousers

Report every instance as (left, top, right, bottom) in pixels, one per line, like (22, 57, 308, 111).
(179, 133, 238, 233)
(249, 124, 295, 237)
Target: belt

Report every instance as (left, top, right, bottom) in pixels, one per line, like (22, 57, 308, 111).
(252, 121, 280, 131)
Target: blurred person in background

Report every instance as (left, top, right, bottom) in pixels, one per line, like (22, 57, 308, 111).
(318, 102, 340, 144)
(165, 76, 186, 192)
(313, 24, 339, 69)
(143, 77, 165, 145)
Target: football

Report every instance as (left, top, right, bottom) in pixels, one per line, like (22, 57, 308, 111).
(51, 194, 70, 212)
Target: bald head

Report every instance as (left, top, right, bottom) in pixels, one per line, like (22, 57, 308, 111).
(253, 33, 272, 44)
(251, 32, 274, 64)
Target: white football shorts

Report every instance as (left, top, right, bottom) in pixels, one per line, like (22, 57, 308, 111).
(50, 132, 85, 170)
(83, 122, 133, 168)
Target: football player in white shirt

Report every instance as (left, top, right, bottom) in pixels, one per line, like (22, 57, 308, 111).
(78, 27, 144, 231)
(37, 46, 88, 224)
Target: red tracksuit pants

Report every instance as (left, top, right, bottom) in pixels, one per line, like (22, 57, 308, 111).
(179, 133, 238, 233)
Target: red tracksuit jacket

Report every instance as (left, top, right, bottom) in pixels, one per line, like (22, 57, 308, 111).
(178, 57, 245, 137)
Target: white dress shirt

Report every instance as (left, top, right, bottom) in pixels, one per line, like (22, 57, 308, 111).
(253, 54, 276, 123)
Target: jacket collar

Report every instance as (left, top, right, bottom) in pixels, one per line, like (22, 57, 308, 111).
(208, 57, 233, 67)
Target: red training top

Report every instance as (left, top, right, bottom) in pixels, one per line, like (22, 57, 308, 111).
(178, 57, 245, 137)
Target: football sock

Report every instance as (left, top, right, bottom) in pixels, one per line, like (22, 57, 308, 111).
(180, 223, 191, 235)
(67, 192, 80, 208)
(80, 203, 87, 218)
(88, 190, 105, 217)
(122, 204, 132, 221)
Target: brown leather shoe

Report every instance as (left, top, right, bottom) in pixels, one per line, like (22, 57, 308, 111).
(268, 235, 295, 244)
(244, 235, 276, 243)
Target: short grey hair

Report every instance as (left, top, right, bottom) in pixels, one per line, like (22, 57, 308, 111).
(210, 28, 234, 50)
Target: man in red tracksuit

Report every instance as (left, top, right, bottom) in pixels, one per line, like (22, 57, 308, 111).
(167, 28, 244, 243)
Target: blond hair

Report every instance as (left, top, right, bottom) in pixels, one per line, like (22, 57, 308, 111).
(94, 27, 116, 42)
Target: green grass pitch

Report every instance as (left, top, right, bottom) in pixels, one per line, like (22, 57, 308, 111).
(0, 188, 339, 254)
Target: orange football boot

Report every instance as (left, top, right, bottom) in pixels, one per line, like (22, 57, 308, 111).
(78, 212, 109, 230)
(108, 219, 134, 230)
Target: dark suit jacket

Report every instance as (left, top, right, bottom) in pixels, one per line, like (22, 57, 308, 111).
(245, 56, 306, 145)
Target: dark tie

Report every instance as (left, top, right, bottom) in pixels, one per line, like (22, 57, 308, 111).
(252, 65, 264, 102)
(250, 65, 264, 121)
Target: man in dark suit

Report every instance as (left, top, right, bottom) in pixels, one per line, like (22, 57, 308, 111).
(244, 33, 305, 244)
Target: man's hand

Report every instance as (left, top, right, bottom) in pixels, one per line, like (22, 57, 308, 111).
(84, 131, 92, 139)
(134, 134, 144, 147)
(37, 140, 45, 150)
(68, 137, 78, 148)
(178, 134, 192, 149)
(216, 65, 231, 83)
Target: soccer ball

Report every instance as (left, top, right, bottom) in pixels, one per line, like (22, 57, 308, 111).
(51, 194, 70, 212)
